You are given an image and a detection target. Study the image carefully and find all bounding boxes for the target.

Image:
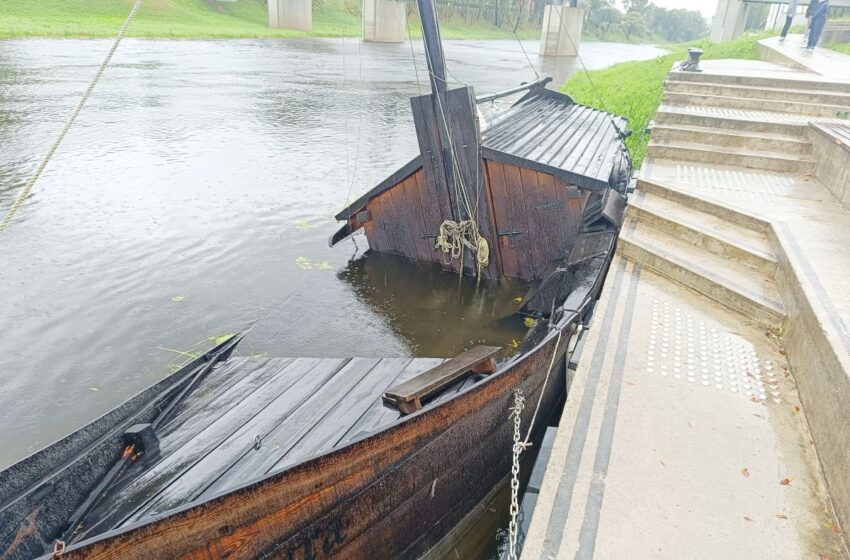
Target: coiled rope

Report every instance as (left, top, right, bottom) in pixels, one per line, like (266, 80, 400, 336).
(0, 0, 143, 235)
(434, 219, 490, 278)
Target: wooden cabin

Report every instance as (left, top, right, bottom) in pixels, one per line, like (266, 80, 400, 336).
(332, 84, 630, 282)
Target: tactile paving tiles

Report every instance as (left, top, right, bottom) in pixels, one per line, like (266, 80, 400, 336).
(644, 298, 785, 404)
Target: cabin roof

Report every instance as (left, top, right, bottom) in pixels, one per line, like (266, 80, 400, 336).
(481, 88, 628, 192)
(335, 87, 628, 222)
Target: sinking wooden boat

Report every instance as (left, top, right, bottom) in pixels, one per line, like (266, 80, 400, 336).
(0, 1, 630, 558)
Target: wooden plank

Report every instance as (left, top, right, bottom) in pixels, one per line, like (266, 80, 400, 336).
(119, 358, 346, 526)
(484, 160, 515, 278)
(519, 166, 549, 278)
(336, 358, 447, 447)
(385, 183, 416, 258)
(501, 162, 535, 279)
(364, 195, 389, 252)
(272, 358, 415, 471)
(81, 358, 320, 536)
(196, 358, 383, 499)
(383, 346, 500, 414)
(412, 169, 445, 264)
(396, 176, 431, 261)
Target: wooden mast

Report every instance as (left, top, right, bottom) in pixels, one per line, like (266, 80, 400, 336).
(415, 0, 463, 223)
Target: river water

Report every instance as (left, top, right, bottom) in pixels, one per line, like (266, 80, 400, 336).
(0, 35, 665, 554)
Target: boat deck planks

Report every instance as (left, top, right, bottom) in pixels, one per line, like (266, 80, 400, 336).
(78, 356, 453, 536)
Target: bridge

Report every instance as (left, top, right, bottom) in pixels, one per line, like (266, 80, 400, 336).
(267, 0, 585, 55)
(713, 0, 850, 42)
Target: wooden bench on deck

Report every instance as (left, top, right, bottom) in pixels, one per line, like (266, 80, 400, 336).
(382, 346, 501, 414)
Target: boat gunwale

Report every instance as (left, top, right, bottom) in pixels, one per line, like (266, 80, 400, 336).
(46, 235, 614, 559)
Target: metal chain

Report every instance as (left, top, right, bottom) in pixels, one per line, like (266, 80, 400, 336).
(0, 0, 143, 235)
(508, 389, 527, 560)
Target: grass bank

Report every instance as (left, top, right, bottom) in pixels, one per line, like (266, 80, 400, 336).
(562, 33, 770, 167)
(828, 43, 850, 55)
(0, 0, 540, 40)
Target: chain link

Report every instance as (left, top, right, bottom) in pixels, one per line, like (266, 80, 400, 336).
(508, 390, 526, 560)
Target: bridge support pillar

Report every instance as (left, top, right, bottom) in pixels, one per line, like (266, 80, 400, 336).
(268, 0, 312, 32)
(710, 0, 749, 42)
(540, 6, 583, 57)
(362, 0, 406, 42)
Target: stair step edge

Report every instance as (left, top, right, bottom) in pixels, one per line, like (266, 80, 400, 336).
(628, 199, 777, 264)
(618, 233, 787, 321)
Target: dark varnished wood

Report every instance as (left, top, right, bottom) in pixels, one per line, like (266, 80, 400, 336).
(382, 346, 500, 414)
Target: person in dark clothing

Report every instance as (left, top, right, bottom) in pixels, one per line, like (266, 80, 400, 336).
(807, 0, 830, 50)
(779, 0, 800, 41)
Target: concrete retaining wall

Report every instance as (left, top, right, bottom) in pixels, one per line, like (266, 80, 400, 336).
(822, 23, 850, 44)
(771, 227, 850, 537)
(812, 125, 850, 210)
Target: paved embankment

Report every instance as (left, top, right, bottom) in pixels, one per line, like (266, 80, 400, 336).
(521, 37, 850, 560)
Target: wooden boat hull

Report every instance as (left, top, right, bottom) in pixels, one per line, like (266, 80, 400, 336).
(52, 316, 580, 560)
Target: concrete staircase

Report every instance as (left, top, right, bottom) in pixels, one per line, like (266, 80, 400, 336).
(619, 179, 785, 329)
(613, 70, 850, 329)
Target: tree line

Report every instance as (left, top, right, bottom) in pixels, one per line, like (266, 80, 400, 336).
(432, 0, 708, 42)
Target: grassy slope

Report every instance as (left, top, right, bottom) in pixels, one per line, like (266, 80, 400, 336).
(562, 33, 769, 167)
(828, 43, 850, 55)
(0, 0, 540, 39)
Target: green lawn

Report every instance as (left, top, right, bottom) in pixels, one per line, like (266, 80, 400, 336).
(562, 33, 770, 167)
(0, 0, 540, 39)
(828, 43, 850, 55)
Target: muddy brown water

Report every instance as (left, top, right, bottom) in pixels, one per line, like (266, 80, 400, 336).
(0, 36, 666, 557)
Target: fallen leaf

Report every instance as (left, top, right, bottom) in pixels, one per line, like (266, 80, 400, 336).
(778, 349, 787, 356)
(513, 296, 523, 303)
(827, 522, 843, 535)
(209, 333, 236, 345)
(171, 295, 186, 302)
(794, 405, 801, 413)
(741, 468, 750, 477)
(659, 460, 666, 467)
(316, 261, 333, 270)
(524, 317, 538, 328)
(780, 478, 792, 486)
(743, 516, 753, 522)
(775, 514, 788, 520)
(90, 387, 99, 392)
(294, 219, 312, 230)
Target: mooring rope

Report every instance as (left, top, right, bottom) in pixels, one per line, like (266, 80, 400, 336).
(0, 0, 143, 235)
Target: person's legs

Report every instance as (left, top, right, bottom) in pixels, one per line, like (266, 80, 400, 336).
(780, 15, 794, 39)
(808, 14, 826, 48)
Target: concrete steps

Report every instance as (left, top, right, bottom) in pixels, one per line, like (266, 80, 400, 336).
(663, 91, 850, 119)
(646, 139, 816, 174)
(655, 105, 811, 137)
(627, 191, 777, 275)
(618, 221, 786, 329)
(650, 123, 812, 156)
(665, 79, 850, 108)
(669, 68, 850, 94)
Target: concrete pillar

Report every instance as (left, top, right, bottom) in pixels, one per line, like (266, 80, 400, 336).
(362, 0, 405, 43)
(540, 6, 583, 57)
(268, 0, 312, 32)
(710, 0, 749, 42)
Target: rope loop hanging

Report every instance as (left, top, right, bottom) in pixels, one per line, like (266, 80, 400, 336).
(434, 219, 490, 276)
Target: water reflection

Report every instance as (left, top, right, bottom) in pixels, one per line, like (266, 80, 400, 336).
(338, 251, 528, 357)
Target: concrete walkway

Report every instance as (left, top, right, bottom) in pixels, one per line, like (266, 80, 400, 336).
(521, 40, 850, 560)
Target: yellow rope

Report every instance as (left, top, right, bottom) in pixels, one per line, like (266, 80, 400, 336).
(0, 0, 142, 235)
(434, 219, 490, 277)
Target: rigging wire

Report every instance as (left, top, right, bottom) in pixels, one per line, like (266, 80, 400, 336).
(340, 35, 365, 252)
(405, 3, 424, 96)
(0, 0, 143, 235)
